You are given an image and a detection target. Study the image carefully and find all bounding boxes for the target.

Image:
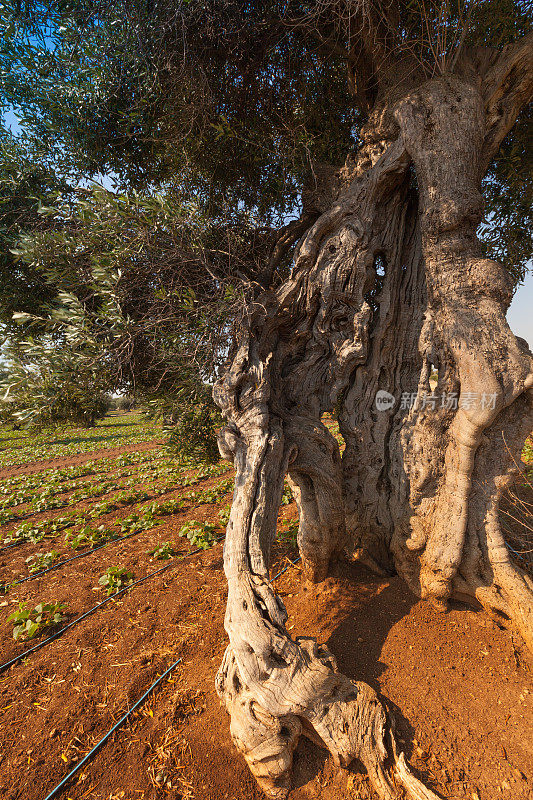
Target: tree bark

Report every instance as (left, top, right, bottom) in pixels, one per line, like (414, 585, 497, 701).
(213, 60, 533, 798)
(389, 76, 533, 647)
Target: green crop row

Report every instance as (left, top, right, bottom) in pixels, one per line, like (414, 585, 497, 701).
(0, 414, 162, 468)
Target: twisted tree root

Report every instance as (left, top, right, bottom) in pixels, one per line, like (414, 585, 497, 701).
(217, 572, 442, 800)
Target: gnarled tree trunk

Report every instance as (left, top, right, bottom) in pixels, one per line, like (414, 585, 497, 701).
(213, 41, 533, 799)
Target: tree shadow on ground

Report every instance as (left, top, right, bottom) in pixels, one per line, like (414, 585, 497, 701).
(326, 562, 416, 689)
(291, 561, 427, 792)
(203, 550, 436, 794)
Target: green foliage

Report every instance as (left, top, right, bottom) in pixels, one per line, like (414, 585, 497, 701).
(523, 437, 533, 467)
(4, 520, 49, 544)
(0, 1, 359, 209)
(0, 339, 110, 430)
(164, 397, 222, 464)
(0, 128, 67, 328)
(187, 478, 233, 506)
(1, 0, 530, 279)
(148, 542, 175, 560)
(0, 0, 528, 434)
(480, 106, 533, 288)
(119, 509, 157, 534)
(25, 549, 60, 573)
(8, 600, 66, 640)
(65, 524, 119, 549)
(281, 481, 294, 506)
(522, 437, 533, 484)
(108, 395, 135, 411)
(98, 566, 134, 596)
(178, 520, 218, 550)
(0, 412, 160, 468)
(278, 520, 299, 548)
(218, 504, 231, 526)
(2, 183, 236, 424)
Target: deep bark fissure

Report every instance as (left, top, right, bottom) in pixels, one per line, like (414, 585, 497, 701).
(214, 57, 533, 799)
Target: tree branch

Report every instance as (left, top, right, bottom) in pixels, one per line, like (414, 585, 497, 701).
(261, 212, 319, 287)
(481, 31, 533, 168)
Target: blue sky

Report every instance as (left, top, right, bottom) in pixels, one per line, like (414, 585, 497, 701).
(508, 271, 533, 347)
(3, 108, 21, 134)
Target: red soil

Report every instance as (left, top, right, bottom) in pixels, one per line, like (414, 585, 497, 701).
(0, 447, 531, 800)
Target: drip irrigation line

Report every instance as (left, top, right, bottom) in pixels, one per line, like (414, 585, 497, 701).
(0, 470, 230, 560)
(3, 477, 231, 583)
(0, 531, 65, 556)
(7, 526, 164, 588)
(43, 656, 183, 800)
(0, 537, 54, 556)
(1, 540, 298, 674)
(3, 440, 161, 478)
(506, 542, 531, 561)
(41, 552, 303, 800)
(271, 556, 301, 582)
(0, 537, 224, 675)
(0, 540, 23, 553)
(0, 465, 159, 531)
(0, 528, 72, 558)
(0, 488, 150, 553)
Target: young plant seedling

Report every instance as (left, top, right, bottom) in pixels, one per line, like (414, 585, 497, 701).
(4, 522, 47, 545)
(8, 600, 67, 640)
(148, 542, 176, 560)
(178, 520, 218, 550)
(98, 566, 134, 596)
(281, 481, 294, 506)
(66, 524, 119, 549)
(278, 520, 299, 547)
(25, 550, 60, 574)
(218, 504, 231, 526)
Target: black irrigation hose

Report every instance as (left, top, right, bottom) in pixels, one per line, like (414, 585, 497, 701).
(0, 461, 181, 554)
(2, 481, 231, 586)
(40, 550, 302, 800)
(0, 473, 230, 561)
(0, 536, 225, 675)
(3, 441, 161, 477)
(0, 540, 30, 555)
(506, 541, 532, 563)
(7, 525, 164, 588)
(43, 656, 183, 800)
(0, 496, 141, 554)
(0, 540, 24, 554)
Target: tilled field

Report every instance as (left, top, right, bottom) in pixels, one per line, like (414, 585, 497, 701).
(0, 415, 532, 800)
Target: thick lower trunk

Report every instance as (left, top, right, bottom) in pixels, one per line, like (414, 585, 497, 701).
(390, 78, 533, 646)
(340, 190, 426, 575)
(340, 78, 533, 649)
(213, 73, 533, 798)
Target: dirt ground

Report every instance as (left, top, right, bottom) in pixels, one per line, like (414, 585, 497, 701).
(0, 446, 532, 800)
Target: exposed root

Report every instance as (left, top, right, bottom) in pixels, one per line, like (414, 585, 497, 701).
(218, 573, 442, 800)
(393, 753, 444, 800)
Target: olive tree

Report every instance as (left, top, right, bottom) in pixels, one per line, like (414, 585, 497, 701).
(1, 1, 532, 796)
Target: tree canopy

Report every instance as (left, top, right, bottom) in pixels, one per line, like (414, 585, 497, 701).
(1, 0, 531, 280)
(0, 0, 531, 427)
